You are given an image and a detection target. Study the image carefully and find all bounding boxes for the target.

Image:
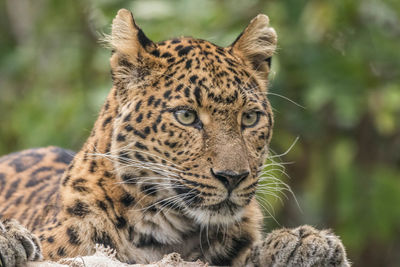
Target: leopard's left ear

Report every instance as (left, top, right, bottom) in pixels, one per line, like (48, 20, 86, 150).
(231, 14, 277, 81)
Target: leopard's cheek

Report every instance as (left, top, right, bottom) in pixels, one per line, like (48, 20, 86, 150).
(156, 121, 204, 167)
(243, 122, 272, 166)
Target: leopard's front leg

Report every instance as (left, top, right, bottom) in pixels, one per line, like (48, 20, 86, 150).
(241, 225, 350, 267)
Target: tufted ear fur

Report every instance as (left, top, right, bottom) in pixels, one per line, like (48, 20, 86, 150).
(108, 9, 163, 94)
(109, 9, 157, 56)
(231, 14, 277, 82)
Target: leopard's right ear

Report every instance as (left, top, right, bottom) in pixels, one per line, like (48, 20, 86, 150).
(108, 9, 162, 93)
(109, 9, 156, 56)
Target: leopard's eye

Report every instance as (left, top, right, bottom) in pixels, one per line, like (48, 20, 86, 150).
(242, 111, 260, 128)
(174, 109, 198, 126)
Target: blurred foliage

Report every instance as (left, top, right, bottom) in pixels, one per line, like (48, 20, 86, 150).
(0, 0, 399, 266)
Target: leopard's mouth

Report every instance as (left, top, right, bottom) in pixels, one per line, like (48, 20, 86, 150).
(169, 172, 256, 225)
(203, 198, 241, 211)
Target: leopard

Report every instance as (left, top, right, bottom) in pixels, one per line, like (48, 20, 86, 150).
(0, 9, 350, 267)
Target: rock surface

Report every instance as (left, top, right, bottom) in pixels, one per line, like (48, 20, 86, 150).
(27, 245, 209, 267)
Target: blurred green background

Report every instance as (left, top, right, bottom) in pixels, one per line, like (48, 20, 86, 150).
(0, 0, 399, 266)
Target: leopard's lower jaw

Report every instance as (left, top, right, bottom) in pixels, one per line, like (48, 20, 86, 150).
(184, 205, 245, 226)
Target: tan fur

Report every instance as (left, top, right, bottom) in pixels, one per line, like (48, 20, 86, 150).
(232, 14, 277, 85)
(0, 9, 349, 267)
(233, 14, 277, 60)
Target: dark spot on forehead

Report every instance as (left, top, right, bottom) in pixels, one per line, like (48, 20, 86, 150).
(194, 87, 202, 107)
(135, 100, 142, 112)
(184, 87, 190, 98)
(215, 46, 226, 55)
(189, 75, 198, 84)
(123, 113, 131, 122)
(151, 49, 160, 57)
(163, 90, 172, 99)
(161, 52, 172, 58)
(178, 46, 194, 57)
(185, 59, 192, 69)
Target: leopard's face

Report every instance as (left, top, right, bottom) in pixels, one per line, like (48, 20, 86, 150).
(109, 10, 277, 226)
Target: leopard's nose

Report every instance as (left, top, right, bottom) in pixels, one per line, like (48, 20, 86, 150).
(211, 168, 249, 192)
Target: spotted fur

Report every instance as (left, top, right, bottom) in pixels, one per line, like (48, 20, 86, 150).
(0, 9, 349, 266)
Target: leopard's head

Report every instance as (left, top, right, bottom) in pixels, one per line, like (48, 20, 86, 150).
(108, 9, 277, 226)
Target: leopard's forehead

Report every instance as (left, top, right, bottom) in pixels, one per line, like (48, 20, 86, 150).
(156, 37, 254, 84)
(156, 37, 232, 59)
(146, 37, 266, 111)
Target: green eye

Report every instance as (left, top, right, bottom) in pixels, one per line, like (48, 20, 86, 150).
(242, 111, 259, 128)
(174, 109, 197, 125)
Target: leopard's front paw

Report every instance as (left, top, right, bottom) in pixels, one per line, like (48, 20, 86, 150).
(249, 225, 350, 267)
(0, 219, 42, 267)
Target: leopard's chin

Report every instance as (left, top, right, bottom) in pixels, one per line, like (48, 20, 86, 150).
(184, 200, 245, 226)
